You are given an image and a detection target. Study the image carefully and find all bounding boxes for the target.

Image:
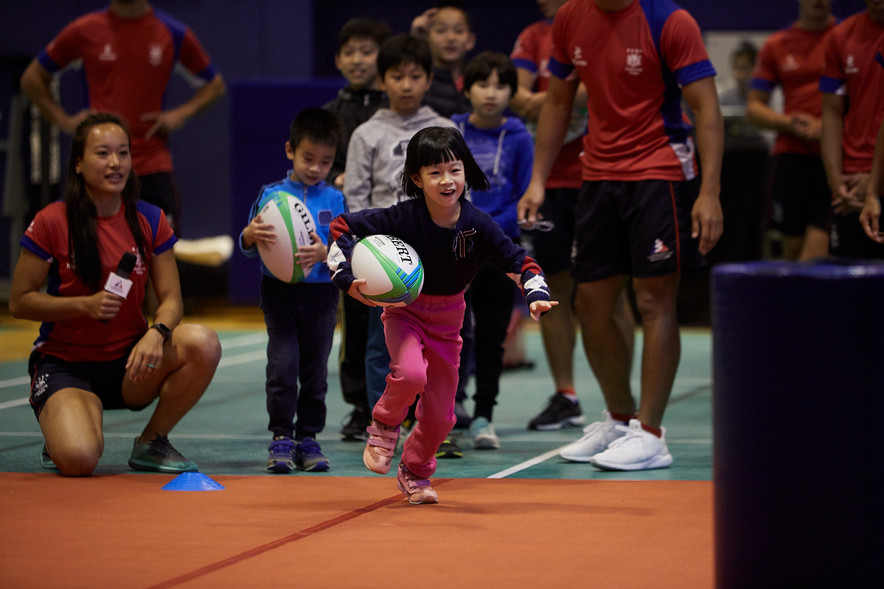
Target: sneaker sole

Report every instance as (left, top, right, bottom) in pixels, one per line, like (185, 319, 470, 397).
(128, 460, 198, 474)
(397, 480, 439, 505)
(267, 461, 295, 473)
(559, 451, 597, 463)
(590, 452, 673, 471)
(531, 416, 586, 431)
(296, 461, 330, 472)
(473, 437, 500, 450)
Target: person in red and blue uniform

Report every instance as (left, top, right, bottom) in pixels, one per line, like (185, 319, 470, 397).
(747, 0, 837, 261)
(820, 0, 884, 259)
(10, 113, 221, 477)
(518, 0, 724, 471)
(20, 0, 226, 229)
(859, 34, 884, 241)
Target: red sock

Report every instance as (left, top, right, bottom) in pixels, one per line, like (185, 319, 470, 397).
(609, 411, 635, 423)
(557, 388, 577, 401)
(640, 422, 663, 438)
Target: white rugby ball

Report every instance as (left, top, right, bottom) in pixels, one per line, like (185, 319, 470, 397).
(351, 234, 424, 307)
(256, 191, 317, 283)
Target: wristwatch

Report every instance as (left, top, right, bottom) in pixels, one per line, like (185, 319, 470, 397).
(150, 323, 172, 342)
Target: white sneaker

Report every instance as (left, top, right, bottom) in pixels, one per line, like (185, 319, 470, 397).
(559, 411, 627, 462)
(470, 417, 500, 450)
(589, 419, 673, 471)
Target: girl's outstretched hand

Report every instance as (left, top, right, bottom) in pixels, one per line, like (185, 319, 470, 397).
(529, 300, 558, 321)
(347, 279, 378, 307)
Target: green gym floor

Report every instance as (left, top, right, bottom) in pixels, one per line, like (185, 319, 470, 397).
(0, 313, 713, 481)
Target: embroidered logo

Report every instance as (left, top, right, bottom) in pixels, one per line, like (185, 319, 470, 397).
(626, 49, 643, 75)
(32, 373, 49, 403)
(132, 249, 147, 276)
(572, 46, 588, 67)
(98, 44, 117, 62)
(149, 43, 163, 67)
(782, 54, 799, 72)
(845, 55, 859, 74)
(647, 239, 673, 262)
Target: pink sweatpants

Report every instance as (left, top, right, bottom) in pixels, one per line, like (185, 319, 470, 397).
(372, 292, 465, 479)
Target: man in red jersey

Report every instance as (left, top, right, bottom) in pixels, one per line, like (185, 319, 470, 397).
(20, 0, 225, 231)
(820, 0, 884, 258)
(511, 0, 637, 433)
(747, 0, 836, 261)
(858, 32, 884, 241)
(518, 0, 723, 471)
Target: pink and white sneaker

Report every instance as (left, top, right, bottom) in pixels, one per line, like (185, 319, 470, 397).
(396, 462, 438, 505)
(363, 419, 400, 474)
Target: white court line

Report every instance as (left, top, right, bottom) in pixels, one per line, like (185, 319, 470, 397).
(0, 398, 30, 410)
(217, 350, 267, 368)
(0, 343, 270, 411)
(0, 377, 30, 390)
(487, 446, 567, 479)
(220, 333, 267, 350)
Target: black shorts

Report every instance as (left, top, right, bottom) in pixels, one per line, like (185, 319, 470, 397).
(769, 153, 831, 236)
(530, 187, 578, 274)
(27, 350, 150, 419)
(573, 179, 705, 282)
(138, 172, 180, 223)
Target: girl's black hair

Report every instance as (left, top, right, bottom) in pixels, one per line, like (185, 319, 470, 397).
(401, 127, 489, 197)
(66, 112, 147, 290)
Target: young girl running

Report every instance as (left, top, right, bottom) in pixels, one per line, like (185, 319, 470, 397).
(328, 126, 556, 504)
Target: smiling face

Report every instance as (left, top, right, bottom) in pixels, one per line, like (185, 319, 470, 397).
(411, 159, 465, 213)
(76, 122, 132, 201)
(286, 137, 336, 186)
(335, 36, 381, 90)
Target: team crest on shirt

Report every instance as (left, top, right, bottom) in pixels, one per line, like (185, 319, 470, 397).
(572, 46, 588, 67)
(149, 43, 164, 67)
(98, 44, 117, 62)
(648, 239, 673, 262)
(782, 54, 799, 72)
(845, 55, 859, 74)
(132, 248, 147, 276)
(626, 49, 643, 75)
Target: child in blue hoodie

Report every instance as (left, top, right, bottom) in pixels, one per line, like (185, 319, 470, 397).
(239, 108, 347, 473)
(450, 51, 535, 450)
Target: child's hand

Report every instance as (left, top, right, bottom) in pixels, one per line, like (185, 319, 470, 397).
(333, 173, 345, 190)
(295, 232, 328, 269)
(241, 214, 276, 249)
(529, 299, 558, 321)
(348, 279, 377, 307)
(410, 7, 437, 37)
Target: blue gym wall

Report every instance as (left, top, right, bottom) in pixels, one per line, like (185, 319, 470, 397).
(0, 1, 869, 303)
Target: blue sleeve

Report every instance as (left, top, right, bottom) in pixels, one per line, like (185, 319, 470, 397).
(514, 132, 535, 202)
